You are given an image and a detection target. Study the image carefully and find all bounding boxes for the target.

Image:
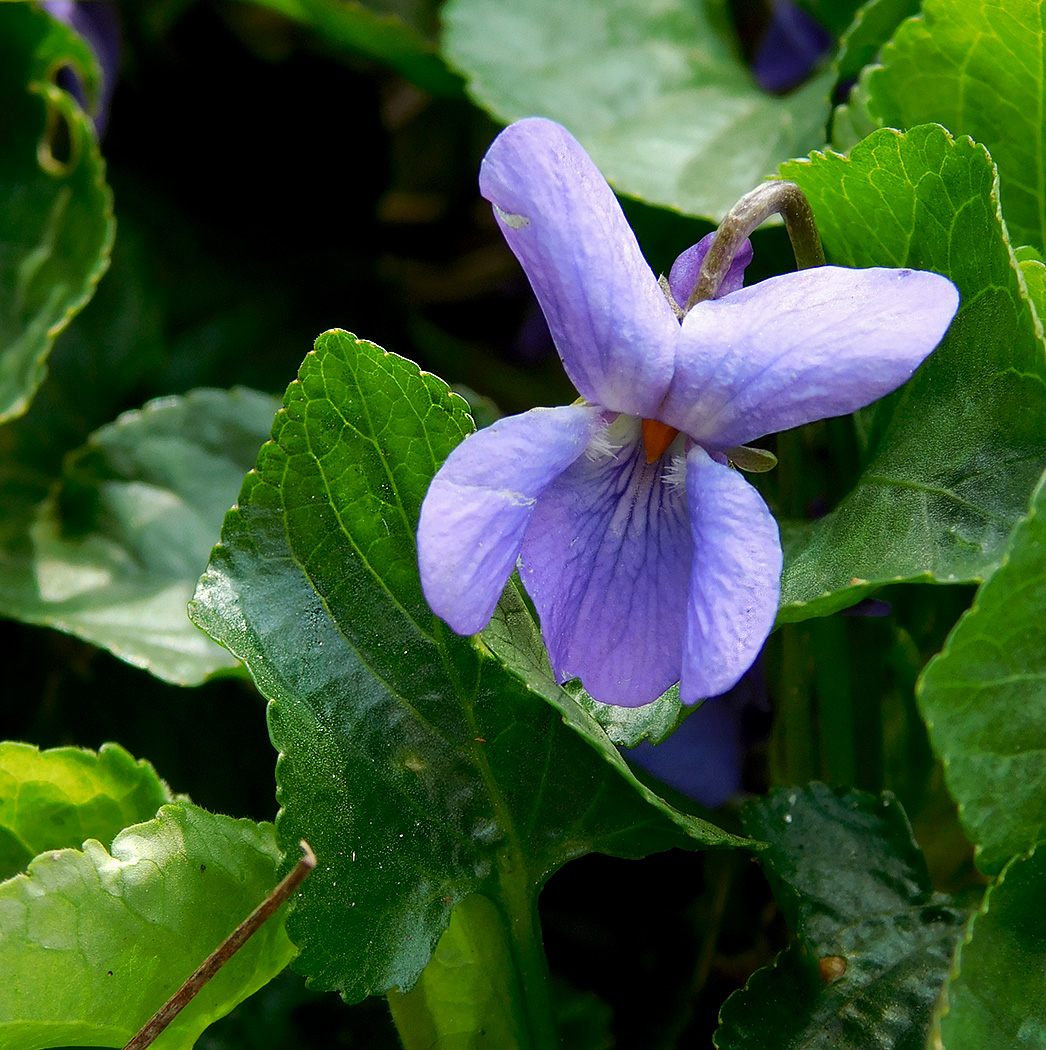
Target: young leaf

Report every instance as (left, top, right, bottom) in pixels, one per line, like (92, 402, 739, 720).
(716, 784, 966, 1050)
(0, 387, 278, 685)
(777, 125, 1046, 621)
(0, 4, 114, 422)
(0, 741, 173, 881)
(838, 0, 1046, 251)
(441, 0, 833, 220)
(935, 846, 1046, 1050)
(918, 466, 1046, 875)
(190, 330, 748, 1004)
(0, 803, 295, 1050)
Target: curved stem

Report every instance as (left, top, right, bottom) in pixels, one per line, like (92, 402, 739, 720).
(685, 181, 826, 310)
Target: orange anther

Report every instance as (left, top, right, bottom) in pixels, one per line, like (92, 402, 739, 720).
(641, 418, 680, 463)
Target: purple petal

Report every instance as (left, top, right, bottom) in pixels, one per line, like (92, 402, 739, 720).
(418, 404, 606, 635)
(660, 267, 959, 449)
(681, 448, 782, 704)
(520, 419, 692, 707)
(627, 696, 743, 807)
(668, 232, 753, 307)
(752, 0, 833, 95)
(42, 1, 121, 136)
(480, 118, 679, 417)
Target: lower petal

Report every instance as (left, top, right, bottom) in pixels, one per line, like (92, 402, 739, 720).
(418, 404, 606, 635)
(520, 419, 692, 707)
(681, 447, 782, 704)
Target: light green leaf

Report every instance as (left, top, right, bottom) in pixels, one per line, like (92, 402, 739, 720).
(441, 0, 833, 219)
(917, 466, 1046, 875)
(936, 846, 1046, 1050)
(0, 803, 295, 1050)
(190, 330, 748, 1004)
(777, 125, 1046, 621)
(235, 0, 462, 96)
(0, 4, 114, 422)
(387, 894, 529, 1050)
(838, 0, 1046, 251)
(0, 388, 278, 685)
(0, 741, 174, 881)
(715, 784, 966, 1050)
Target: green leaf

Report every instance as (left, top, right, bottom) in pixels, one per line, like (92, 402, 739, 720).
(0, 803, 295, 1050)
(190, 330, 748, 1003)
(833, 0, 922, 83)
(794, 0, 866, 35)
(387, 893, 530, 1050)
(715, 784, 966, 1050)
(0, 4, 114, 422)
(235, 0, 463, 96)
(0, 741, 174, 881)
(777, 125, 1046, 622)
(441, 0, 834, 220)
(837, 0, 1046, 251)
(917, 466, 1046, 875)
(935, 846, 1046, 1050)
(0, 387, 278, 685)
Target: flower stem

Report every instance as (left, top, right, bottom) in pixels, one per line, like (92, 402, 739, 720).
(686, 181, 825, 309)
(387, 869, 559, 1049)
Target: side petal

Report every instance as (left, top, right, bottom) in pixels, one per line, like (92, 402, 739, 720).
(480, 118, 679, 417)
(681, 448, 782, 704)
(520, 419, 692, 707)
(661, 267, 960, 449)
(418, 404, 606, 635)
(668, 232, 753, 306)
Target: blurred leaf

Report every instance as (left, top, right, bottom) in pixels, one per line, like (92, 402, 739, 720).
(777, 125, 1046, 621)
(715, 784, 966, 1050)
(0, 4, 114, 422)
(0, 741, 174, 881)
(918, 466, 1046, 875)
(0, 387, 278, 685)
(833, 0, 921, 83)
(836, 0, 1046, 251)
(794, 0, 867, 34)
(0, 803, 295, 1050)
(190, 330, 747, 1003)
(237, 0, 463, 95)
(442, 0, 833, 220)
(935, 846, 1046, 1050)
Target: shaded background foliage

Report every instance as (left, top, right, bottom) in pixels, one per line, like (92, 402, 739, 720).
(1, 0, 1031, 1046)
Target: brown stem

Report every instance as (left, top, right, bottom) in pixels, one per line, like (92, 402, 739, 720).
(685, 180, 826, 310)
(123, 840, 316, 1050)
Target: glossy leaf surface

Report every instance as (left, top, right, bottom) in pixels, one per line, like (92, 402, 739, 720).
(0, 4, 114, 422)
(0, 804, 294, 1050)
(442, 0, 833, 219)
(777, 125, 1046, 621)
(0, 741, 173, 881)
(190, 330, 746, 1004)
(716, 784, 966, 1050)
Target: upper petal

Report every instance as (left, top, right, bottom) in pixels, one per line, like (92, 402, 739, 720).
(681, 447, 782, 704)
(418, 404, 606, 635)
(660, 266, 960, 448)
(480, 118, 679, 417)
(519, 418, 692, 707)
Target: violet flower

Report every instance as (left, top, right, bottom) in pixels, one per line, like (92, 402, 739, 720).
(417, 118, 958, 708)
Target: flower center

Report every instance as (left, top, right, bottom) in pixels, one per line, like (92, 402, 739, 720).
(641, 419, 680, 463)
